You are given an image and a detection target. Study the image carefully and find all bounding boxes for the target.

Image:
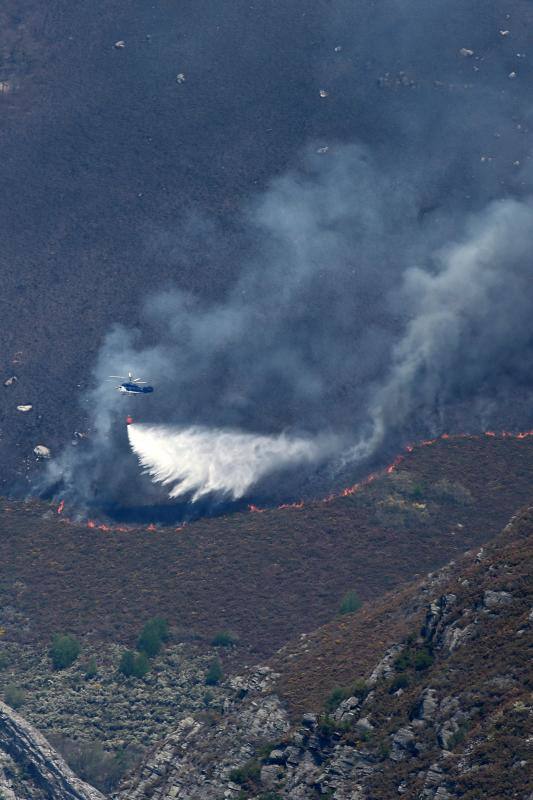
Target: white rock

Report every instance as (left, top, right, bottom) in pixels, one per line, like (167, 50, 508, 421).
(33, 445, 51, 459)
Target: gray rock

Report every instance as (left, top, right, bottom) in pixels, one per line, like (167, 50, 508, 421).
(483, 590, 513, 610)
(417, 688, 438, 722)
(0, 701, 104, 800)
(390, 726, 417, 761)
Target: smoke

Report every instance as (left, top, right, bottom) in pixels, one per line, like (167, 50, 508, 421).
(128, 424, 338, 501)
(39, 0, 533, 514)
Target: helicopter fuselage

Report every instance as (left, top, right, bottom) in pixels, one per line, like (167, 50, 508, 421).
(118, 383, 154, 394)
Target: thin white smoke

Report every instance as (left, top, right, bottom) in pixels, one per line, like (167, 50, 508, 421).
(128, 423, 336, 501)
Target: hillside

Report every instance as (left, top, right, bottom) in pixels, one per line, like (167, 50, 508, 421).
(118, 504, 532, 800)
(0, 434, 532, 663)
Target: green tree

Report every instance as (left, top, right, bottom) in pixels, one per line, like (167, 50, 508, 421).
(118, 650, 150, 678)
(137, 617, 169, 657)
(49, 634, 81, 670)
(118, 650, 136, 677)
(132, 652, 150, 678)
(339, 590, 362, 615)
(205, 657, 223, 686)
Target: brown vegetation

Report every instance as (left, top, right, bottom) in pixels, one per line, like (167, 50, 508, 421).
(0, 436, 532, 665)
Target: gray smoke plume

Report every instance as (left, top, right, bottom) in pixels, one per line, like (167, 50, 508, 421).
(40, 0, 533, 513)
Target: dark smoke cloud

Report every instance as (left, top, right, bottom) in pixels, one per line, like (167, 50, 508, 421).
(41, 0, 533, 513)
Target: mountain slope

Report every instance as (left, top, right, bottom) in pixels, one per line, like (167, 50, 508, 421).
(0, 434, 532, 664)
(116, 504, 532, 800)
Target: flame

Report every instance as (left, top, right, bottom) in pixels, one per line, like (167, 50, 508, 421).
(44, 429, 533, 531)
(248, 430, 533, 515)
(248, 504, 266, 513)
(386, 455, 405, 474)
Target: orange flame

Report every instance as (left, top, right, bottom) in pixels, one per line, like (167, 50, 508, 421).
(50, 429, 533, 532)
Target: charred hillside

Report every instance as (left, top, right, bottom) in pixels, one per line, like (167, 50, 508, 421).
(0, 435, 531, 661)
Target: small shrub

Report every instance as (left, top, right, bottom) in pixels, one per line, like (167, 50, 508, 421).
(83, 657, 97, 680)
(431, 479, 473, 506)
(389, 674, 410, 693)
(0, 652, 10, 671)
(339, 590, 362, 615)
(118, 650, 135, 677)
(49, 634, 81, 670)
(205, 657, 223, 686)
(351, 679, 369, 699)
(137, 628, 162, 658)
(49, 736, 143, 793)
(414, 648, 434, 671)
(326, 686, 350, 713)
(203, 690, 214, 708)
(317, 715, 336, 740)
(326, 680, 368, 712)
(137, 617, 168, 658)
(118, 650, 150, 679)
(394, 649, 413, 672)
(132, 653, 150, 678)
(4, 684, 25, 710)
(229, 759, 261, 787)
(211, 631, 238, 647)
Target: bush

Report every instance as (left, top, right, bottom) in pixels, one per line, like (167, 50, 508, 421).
(0, 652, 10, 671)
(431, 479, 473, 506)
(205, 657, 223, 686)
(4, 684, 25, 710)
(394, 644, 433, 673)
(229, 759, 261, 786)
(389, 674, 410, 693)
(137, 617, 168, 658)
(118, 650, 150, 679)
(413, 648, 434, 671)
(326, 686, 350, 712)
(325, 680, 368, 712)
(211, 631, 238, 647)
(83, 657, 97, 680)
(49, 634, 81, 670)
(49, 736, 143, 793)
(338, 590, 362, 615)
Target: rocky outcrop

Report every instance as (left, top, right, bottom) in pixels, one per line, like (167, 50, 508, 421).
(115, 506, 533, 800)
(116, 667, 290, 800)
(0, 701, 104, 800)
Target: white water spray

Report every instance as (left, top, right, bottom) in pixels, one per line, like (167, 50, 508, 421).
(127, 423, 335, 501)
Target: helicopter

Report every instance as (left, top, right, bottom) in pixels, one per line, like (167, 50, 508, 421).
(109, 372, 154, 395)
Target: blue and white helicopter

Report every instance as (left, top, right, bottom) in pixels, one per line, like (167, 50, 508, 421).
(109, 372, 154, 395)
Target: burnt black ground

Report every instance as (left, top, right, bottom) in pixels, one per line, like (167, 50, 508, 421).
(1, 0, 532, 501)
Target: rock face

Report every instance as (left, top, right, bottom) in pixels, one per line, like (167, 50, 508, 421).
(117, 667, 290, 800)
(0, 701, 104, 800)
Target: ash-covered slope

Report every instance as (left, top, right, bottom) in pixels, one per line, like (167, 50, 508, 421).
(117, 506, 532, 800)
